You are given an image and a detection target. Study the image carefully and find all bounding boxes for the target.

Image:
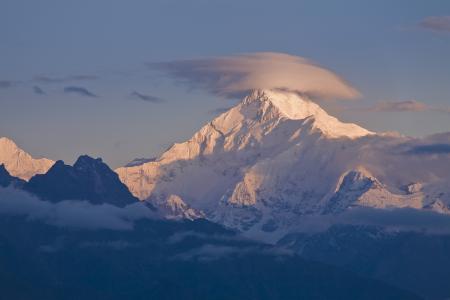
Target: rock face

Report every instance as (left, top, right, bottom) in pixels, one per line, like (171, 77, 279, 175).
(116, 89, 450, 239)
(26, 155, 138, 207)
(0, 137, 54, 181)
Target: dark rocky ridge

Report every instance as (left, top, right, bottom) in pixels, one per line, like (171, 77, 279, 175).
(25, 155, 138, 207)
(0, 164, 25, 188)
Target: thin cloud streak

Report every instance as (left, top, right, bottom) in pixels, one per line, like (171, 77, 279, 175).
(34, 74, 99, 84)
(419, 16, 450, 32)
(147, 52, 360, 100)
(130, 91, 164, 103)
(366, 100, 429, 112)
(64, 86, 98, 98)
(362, 100, 450, 113)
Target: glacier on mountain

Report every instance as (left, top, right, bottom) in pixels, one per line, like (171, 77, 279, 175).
(116, 89, 450, 240)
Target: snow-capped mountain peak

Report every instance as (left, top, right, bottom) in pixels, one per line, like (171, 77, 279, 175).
(116, 89, 450, 241)
(154, 89, 372, 166)
(0, 137, 54, 180)
(117, 89, 377, 204)
(211, 89, 373, 140)
(241, 89, 329, 120)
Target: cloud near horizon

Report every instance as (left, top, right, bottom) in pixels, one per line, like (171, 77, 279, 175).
(64, 86, 98, 98)
(147, 52, 360, 100)
(363, 100, 450, 113)
(2, 187, 450, 235)
(0, 187, 156, 230)
(292, 207, 450, 235)
(419, 16, 450, 32)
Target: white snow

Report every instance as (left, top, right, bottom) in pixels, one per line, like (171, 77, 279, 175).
(0, 137, 54, 180)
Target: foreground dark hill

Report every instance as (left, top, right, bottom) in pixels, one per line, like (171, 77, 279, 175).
(279, 225, 450, 300)
(0, 164, 25, 188)
(24, 155, 138, 207)
(0, 152, 429, 299)
(0, 214, 420, 300)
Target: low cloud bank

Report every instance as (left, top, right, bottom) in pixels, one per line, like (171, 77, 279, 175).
(293, 207, 450, 235)
(2, 188, 450, 236)
(172, 243, 293, 262)
(0, 187, 156, 230)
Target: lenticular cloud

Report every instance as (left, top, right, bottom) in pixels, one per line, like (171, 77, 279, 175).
(148, 52, 360, 100)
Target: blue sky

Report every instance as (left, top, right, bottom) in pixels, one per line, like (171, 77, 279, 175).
(1, 0, 450, 167)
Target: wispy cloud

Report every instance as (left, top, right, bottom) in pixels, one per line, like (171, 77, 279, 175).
(147, 52, 360, 100)
(172, 243, 292, 262)
(130, 91, 164, 103)
(0, 80, 17, 89)
(363, 100, 450, 113)
(366, 100, 428, 112)
(338, 207, 450, 234)
(64, 86, 98, 98)
(419, 16, 450, 32)
(0, 187, 156, 230)
(34, 74, 98, 84)
(406, 144, 450, 155)
(33, 86, 46, 95)
(285, 207, 450, 235)
(393, 132, 450, 156)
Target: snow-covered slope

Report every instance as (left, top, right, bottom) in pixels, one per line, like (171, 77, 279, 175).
(116, 89, 450, 239)
(0, 137, 54, 180)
